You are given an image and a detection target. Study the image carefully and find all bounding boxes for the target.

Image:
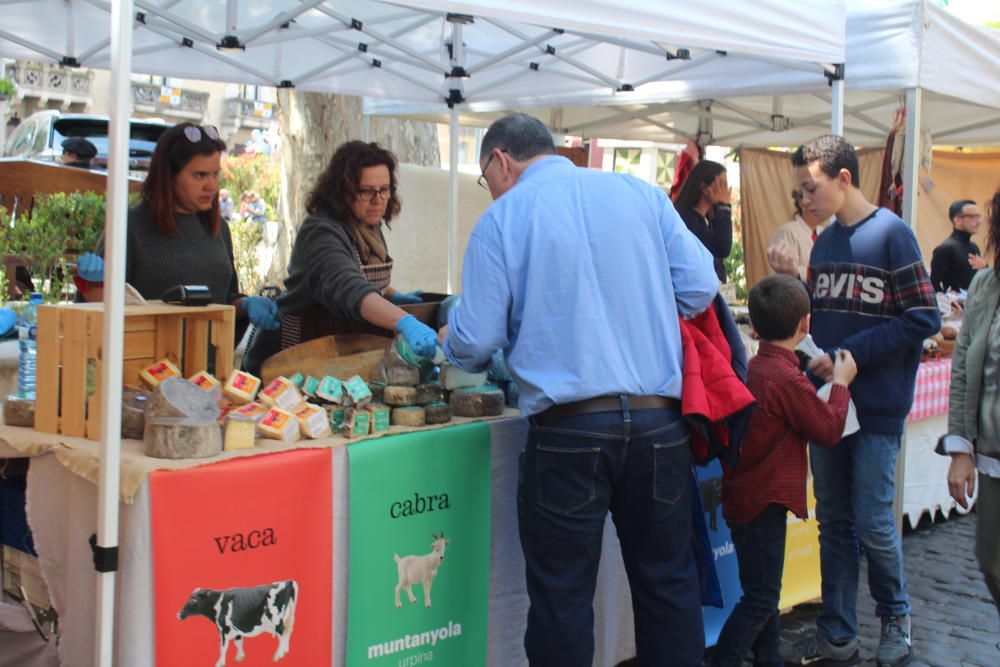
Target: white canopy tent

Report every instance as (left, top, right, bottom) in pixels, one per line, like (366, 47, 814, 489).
(367, 0, 1000, 230)
(0, 2, 846, 664)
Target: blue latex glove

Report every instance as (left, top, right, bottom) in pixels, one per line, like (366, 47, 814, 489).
(395, 314, 438, 358)
(389, 289, 424, 305)
(0, 308, 15, 338)
(243, 296, 281, 331)
(76, 252, 105, 282)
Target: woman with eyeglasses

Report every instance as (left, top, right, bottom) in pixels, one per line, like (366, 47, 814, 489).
(75, 122, 280, 341)
(242, 140, 436, 374)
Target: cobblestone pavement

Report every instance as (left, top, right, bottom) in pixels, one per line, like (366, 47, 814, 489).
(620, 512, 998, 667)
(777, 511, 998, 667)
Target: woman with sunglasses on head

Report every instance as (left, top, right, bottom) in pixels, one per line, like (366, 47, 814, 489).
(75, 123, 279, 341)
(242, 140, 435, 375)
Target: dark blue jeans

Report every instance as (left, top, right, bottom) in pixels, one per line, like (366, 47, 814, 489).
(518, 403, 704, 667)
(710, 504, 788, 667)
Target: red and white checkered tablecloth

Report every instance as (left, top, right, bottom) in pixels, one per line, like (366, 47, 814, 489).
(907, 358, 952, 422)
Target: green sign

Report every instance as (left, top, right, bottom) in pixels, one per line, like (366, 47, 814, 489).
(347, 422, 492, 667)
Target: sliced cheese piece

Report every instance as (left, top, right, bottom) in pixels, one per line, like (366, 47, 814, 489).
(293, 402, 332, 439)
(369, 404, 391, 432)
(258, 407, 301, 442)
(289, 372, 305, 387)
(341, 409, 371, 438)
(259, 376, 304, 411)
(302, 375, 321, 398)
(440, 364, 488, 391)
(223, 370, 261, 405)
(139, 359, 181, 390)
(329, 407, 347, 430)
(233, 401, 268, 422)
(344, 375, 373, 406)
(223, 416, 256, 451)
(188, 371, 220, 392)
(316, 376, 344, 404)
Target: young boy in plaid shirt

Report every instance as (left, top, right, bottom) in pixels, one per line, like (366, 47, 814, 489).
(711, 274, 855, 667)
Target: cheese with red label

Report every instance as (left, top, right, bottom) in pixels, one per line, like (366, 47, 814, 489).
(223, 370, 261, 405)
(259, 376, 304, 411)
(188, 371, 220, 392)
(293, 403, 331, 439)
(139, 359, 181, 389)
(233, 401, 268, 422)
(257, 407, 301, 442)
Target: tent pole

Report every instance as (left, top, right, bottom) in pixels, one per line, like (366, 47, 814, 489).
(95, 0, 133, 665)
(447, 106, 459, 293)
(901, 87, 921, 230)
(830, 74, 845, 136)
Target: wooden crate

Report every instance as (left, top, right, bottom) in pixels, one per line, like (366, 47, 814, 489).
(34, 301, 236, 440)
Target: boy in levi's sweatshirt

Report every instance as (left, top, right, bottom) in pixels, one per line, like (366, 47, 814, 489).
(768, 135, 940, 667)
(711, 274, 855, 667)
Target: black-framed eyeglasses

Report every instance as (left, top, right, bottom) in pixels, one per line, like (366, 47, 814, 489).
(477, 149, 506, 190)
(182, 124, 221, 143)
(357, 186, 393, 203)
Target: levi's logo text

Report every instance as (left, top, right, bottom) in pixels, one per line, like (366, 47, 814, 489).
(809, 263, 895, 318)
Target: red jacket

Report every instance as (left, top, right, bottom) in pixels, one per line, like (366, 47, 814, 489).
(679, 306, 756, 465)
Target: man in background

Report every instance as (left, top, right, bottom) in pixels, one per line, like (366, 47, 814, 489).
(60, 137, 97, 169)
(930, 199, 986, 292)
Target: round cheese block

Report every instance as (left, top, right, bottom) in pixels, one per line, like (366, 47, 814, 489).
(383, 385, 418, 407)
(424, 402, 452, 424)
(415, 382, 447, 405)
(391, 406, 426, 427)
(450, 386, 505, 417)
(386, 365, 420, 387)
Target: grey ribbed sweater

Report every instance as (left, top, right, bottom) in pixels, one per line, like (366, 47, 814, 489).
(95, 203, 243, 305)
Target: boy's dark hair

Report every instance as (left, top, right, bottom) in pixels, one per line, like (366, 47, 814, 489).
(749, 274, 811, 341)
(791, 134, 860, 187)
(948, 199, 976, 224)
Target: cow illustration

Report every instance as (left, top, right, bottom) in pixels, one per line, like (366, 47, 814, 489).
(394, 532, 450, 609)
(178, 580, 298, 667)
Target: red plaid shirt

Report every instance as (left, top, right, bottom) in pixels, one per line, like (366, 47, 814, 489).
(722, 342, 850, 524)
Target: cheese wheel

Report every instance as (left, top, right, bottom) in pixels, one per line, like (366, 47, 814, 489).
(450, 386, 505, 417)
(121, 388, 150, 439)
(391, 406, 426, 427)
(383, 386, 418, 406)
(415, 382, 447, 405)
(223, 370, 261, 405)
(3, 395, 35, 428)
(146, 377, 219, 423)
(144, 419, 222, 459)
(386, 365, 420, 387)
(424, 402, 452, 425)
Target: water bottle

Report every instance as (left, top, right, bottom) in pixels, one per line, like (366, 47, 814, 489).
(16, 292, 43, 399)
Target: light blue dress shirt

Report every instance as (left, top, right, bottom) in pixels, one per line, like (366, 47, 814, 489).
(444, 156, 718, 415)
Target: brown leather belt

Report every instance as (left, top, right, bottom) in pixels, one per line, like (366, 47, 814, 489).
(541, 395, 680, 419)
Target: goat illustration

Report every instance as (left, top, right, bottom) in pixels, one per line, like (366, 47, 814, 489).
(394, 532, 450, 609)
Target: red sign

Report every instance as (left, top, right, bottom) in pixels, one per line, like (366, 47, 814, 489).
(151, 449, 333, 666)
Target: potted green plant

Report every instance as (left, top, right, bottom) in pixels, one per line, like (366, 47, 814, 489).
(6, 191, 106, 302)
(0, 78, 15, 101)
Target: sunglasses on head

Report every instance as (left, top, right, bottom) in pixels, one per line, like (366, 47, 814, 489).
(182, 124, 221, 143)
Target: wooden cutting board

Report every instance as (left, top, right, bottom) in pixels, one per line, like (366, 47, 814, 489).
(260, 335, 388, 385)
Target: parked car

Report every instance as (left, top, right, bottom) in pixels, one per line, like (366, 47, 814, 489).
(2, 110, 171, 176)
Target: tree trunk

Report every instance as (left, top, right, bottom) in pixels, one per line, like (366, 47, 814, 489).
(269, 91, 440, 285)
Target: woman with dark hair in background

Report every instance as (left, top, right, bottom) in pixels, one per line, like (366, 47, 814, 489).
(939, 187, 1000, 619)
(75, 122, 279, 340)
(673, 159, 733, 283)
(242, 140, 435, 374)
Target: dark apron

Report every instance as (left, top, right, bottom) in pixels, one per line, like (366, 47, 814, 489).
(279, 253, 394, 349)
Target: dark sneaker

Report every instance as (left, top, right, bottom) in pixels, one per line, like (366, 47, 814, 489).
(876, 616, 913, 667)
(781, 633, 860, 665)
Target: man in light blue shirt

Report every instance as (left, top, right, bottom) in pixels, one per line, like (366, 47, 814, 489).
(441, 113, 718, 666)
